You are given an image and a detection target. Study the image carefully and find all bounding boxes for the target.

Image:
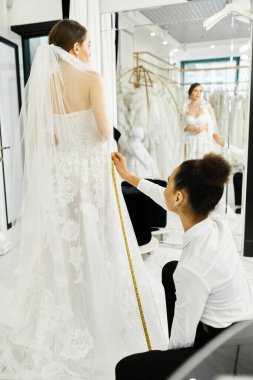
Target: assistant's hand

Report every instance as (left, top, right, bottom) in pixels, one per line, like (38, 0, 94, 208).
(111, 152, 129, 180)
(112, 152, 142, 187)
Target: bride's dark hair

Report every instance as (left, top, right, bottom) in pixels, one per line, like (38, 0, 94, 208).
(188, 82, 201, 98)
(49, 19, 87, 52)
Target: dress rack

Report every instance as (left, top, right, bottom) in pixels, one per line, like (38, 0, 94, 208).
(117, 53, 180, 150)
(134, 51, 248, 74)
(132, 51, 249, 93)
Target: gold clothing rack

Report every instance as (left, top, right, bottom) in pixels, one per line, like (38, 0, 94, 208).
(134, 51, 248, 73)
(117, 60, 180, 112)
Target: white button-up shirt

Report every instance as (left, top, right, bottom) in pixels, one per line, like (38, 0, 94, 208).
(137, 179, 253, 349)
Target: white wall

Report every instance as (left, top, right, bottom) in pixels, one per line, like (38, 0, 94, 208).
(117, 10, 176, 79)
(0, 0, 7, 28)
(173, 39, 250, 63)
(0, 0, 62, 28)
(100, 0, 186, 13)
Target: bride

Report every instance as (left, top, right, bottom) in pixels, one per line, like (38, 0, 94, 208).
(182, 82, 218, 160)
(0, 19, 166, 379)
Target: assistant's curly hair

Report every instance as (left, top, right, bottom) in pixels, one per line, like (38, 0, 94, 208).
(174, 153, 231, 216)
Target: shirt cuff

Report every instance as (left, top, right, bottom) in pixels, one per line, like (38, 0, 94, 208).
(137, 178, 149, 192)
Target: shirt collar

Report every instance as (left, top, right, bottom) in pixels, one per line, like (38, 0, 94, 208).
(183, 217, 213, 248)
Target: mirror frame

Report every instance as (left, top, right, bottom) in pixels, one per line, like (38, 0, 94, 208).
(107, 5, 253, 257)
(0, 36, 22, 229)
(243, 40, 253, 257)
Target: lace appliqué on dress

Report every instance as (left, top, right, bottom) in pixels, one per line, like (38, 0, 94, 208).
(60, 328, 94, 361)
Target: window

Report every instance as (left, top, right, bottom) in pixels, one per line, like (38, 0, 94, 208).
(181, 57, 242, 92)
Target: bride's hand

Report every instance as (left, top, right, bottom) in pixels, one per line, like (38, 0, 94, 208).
(112, 152, 129, 180)
(193, 126, 202, 134)
(200, 124, 208, 131)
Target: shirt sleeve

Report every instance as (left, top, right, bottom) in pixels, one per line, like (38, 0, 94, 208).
(168, 266, 210, 349)
(224, 142, 244, 158)
(137, 179, 167, 210)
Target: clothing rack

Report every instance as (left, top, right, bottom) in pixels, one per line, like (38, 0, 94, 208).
(117, 64, 180, 149)
(134, 51, 248, 73)
(117, 55, 181, 151)
(117, 65, 180, 112)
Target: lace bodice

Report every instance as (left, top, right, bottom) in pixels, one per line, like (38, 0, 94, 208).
(182, 100, 216, 159)
(52, 109, 106, 151)
(186, 113, 208, 126)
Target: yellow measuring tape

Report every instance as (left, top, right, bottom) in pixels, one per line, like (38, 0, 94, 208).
(111, 162, 152, 351)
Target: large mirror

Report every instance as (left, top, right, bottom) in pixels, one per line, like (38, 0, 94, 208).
(103, 0, 252, 255)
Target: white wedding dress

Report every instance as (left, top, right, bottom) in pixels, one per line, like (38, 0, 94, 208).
(182, 99, 217, 160)
(0, 45, 166, 380)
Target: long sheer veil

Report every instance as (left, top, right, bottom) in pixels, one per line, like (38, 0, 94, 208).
(0, 44, 166, 379)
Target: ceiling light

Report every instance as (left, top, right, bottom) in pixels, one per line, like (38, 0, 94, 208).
(162, 41, 168, 45)
(150, 32, 156, 37)
(210, 45, 215, 49)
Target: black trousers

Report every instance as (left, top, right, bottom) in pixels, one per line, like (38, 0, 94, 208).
(116, 261, 227, 380)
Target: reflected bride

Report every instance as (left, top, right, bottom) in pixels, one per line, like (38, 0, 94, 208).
(182, 83, 218, 160)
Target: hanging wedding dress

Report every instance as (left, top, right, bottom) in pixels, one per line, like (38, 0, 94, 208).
(0, 45, 166, 380)
(124, 126, 161, 178)
(0, 214, 10, 256)
(182, 99, 218, 160)
(117, 83, 181, 180)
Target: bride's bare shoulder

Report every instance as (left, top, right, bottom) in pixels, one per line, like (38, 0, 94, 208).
(86, 70, 103, 83)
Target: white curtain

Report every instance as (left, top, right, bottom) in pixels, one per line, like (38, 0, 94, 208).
(100, 13, 117, 127)
(70, 0, 101, 72)
(69, 1, 117, 127)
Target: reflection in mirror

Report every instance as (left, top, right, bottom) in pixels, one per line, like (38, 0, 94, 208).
(114, 0, 252, 254)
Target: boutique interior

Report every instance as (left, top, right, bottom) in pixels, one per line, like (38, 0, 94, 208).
(1, 0, 253, 378)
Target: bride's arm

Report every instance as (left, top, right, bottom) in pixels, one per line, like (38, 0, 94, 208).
(90, 74, 111, 141)
(184, 124, 201, 133)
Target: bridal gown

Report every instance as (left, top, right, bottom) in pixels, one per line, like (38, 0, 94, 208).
(0, 45, 166, 380)
(182, 100, 217, 160)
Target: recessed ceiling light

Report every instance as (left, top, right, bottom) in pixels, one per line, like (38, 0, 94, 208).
(150, 32, 156, 37)
(162, 41, 168, 45)
(210, 45, 215, 49)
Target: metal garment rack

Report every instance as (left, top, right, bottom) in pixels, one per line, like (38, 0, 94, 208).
(133, 51, 249, 89)
(134, 51, 248, 73)
(117, 51, 249, 114)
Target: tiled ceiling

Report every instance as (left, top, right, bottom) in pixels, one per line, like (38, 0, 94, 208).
(140, 0, 251, 43)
